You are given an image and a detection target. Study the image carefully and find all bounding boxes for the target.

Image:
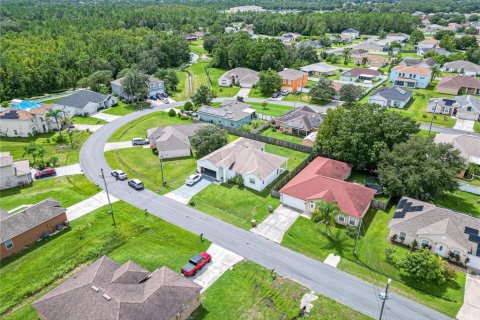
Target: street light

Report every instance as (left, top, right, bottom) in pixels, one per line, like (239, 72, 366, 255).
(100, 168, 116, 227)
(428, 100, 438, 136)
(159, 153, 167, 187)
(378, 278, 392, 320)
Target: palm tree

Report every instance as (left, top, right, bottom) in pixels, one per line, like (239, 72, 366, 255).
(361, 56, 369, 66)
(311, 200, 341, 235)
(46, 109, 63, 135)
(430, 65, 441, 83)
(23, 142, 38, 163)
(342, 48, 352, 65)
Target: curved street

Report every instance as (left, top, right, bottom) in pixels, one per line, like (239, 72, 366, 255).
(80, 101, 451, 320)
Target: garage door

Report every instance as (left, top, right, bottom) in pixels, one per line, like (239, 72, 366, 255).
(280, 194, 305, 212)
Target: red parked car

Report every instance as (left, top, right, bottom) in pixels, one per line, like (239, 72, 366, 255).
(34, 168, 57, 179)
(181, 252, 212, 276)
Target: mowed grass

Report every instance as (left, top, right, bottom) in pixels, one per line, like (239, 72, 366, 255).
(0, 131, 90, 166)
(192, 261, 371, 320)
(248, 87, 271, 99)
(171, 70, 190, 101)
(102, 101, 140, 116)
(248, 102, 292, 117)
(260, 127, 305, 144)
(432, 190, 480, 217)
(0, 175, 100, 210)
(70, 115, 106, 125)
(187, 62, 240, 98)
(108, 111, 192, 142)
(282, 207, 466, 317)
(0, 201, 210, 317)
(104, 148, 197, 194)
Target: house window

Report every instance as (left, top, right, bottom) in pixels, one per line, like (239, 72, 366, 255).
(421, 239, 430, 248)
(5, 239, 14, 250)
(338, 214, 345, 222)
(399, 232, 406, 241)
(348, 217, 356, 226)
(467, 107, 472, 111)
(13, 130, 18, 135)
(249, 177, 255, 184)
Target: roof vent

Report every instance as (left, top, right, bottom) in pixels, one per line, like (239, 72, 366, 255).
(91, 285, 99, 292)
(103, 293, 111, 301)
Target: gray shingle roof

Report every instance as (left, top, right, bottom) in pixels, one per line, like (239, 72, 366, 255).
(400, 58, 436, 68)
(54, 90, 110, 109)
(32, 256, 201, 320)
(443, 60, 480, 72)
(0, 199, 66, 243)
(146, 123, 208, 151)
(370, 86, 413, 102)
(274, 106, 323, 131)
(198, 100, 254, 122)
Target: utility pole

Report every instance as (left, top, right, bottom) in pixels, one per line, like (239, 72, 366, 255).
(428, 100, 438, 136)
(378, 278, 392, 320)
(100, 168, 116, 227)
(159, 154, 166, 186)
(353, 218, 363, 256)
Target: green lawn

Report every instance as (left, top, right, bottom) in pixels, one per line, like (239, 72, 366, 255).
(0, 131, 90, 167)
(0, 201, 211, 317)
(193, 261, 371, 320)
(248, 87, 271, 99)
(264, 143, 309, 168)
(0, 175, 100, 210)
(189, 39, 208, 57)
(108, 111, 192, 142)
(104, 148, 197, 194)
(171, 70, 190, 101)
(282, 207, 466, 318)
(187, 62, 240, 98)
(248, 102, 292, 117)
(70, 115, 106, 125)
(474, 121, 480, 133)
(102, 101, 140, 116)
(432, 189, 480, 217)
(260, 127, 305, 144)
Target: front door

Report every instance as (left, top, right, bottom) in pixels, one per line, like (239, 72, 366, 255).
(435, 243, 447, 256)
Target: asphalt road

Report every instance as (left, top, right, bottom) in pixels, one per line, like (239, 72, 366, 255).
(80, 102, 452, 320)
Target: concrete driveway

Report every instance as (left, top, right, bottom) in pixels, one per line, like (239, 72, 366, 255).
(454, 119, 475, 132)
(72, 124, 103, 132)
(235, 87, 251, 98)
(457, 274, 480, 320)
(192, 243, 243, 292)
(251, 205, 301, 243)
(66, 191, 119, 221)
(164, 177, 212, 204)
(104, 141, 141, 152)
(31, 163, 82, 180)
(91, 112, 120, 123)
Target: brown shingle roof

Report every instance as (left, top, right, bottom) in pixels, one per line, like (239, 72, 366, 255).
(438, 75, 480, 89)
(278, 68, 307, 80)
(392, 65, 432, 76)
(341, 67, 381, 77)
(30, 104, 53, 115)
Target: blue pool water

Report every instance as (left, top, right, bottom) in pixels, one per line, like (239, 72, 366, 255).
(11, 100, 43, 111)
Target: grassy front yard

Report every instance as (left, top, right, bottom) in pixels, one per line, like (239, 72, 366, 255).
(193, 261, 371, 320)
(104, 148, 197, 194)
(0, 175, 100, 210)
(282, 207, 466, 318)
(187, 62, 240, 98)
(0, 201, 211, 318)
(108, 111, 191, 142)
(0, 131, 90, 167)
(71, 115, 106, 125)
(102, 101, 140, 116)
(260, 127, 305, 144)
(248, 102, 292, 117)
(248, 87, 271, 99)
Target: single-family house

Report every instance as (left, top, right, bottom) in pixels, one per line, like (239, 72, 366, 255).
(353, 42, 387, 54)
(350, 48, 369, 57)
(434, 134, 480, 172)
(339, 68, 381, 82)
(0, 152, 31, 190)
(240, 24, 255, 35)
(420, 24, 447, 35)
(281, 33, 301, 44)
(53, 90, 117, 117)
(427, 95, 480, 121)
(353, 55, 389, 68)
(299, 40, 323, 49)
(227, 5, 266, 13)
(278, 69, 308, 92)
(303, 132, 317, 147)
(418, 47, 451, 57)
(274, 106, 324, 136)
(399, 58, 437, 69)
(279, 157, 376, 227)
(385, 33, 410, 43)
(437, 75, 480, 95)
(0, 104, 54, 137)
(390, 65, 432, 89)
(198, 100, 256, 129)
(218, 68, 259, 88)
(368, 86, 413, 108)
(111, 76, 165, 100)
(388, 197, 480, 273)
(416, 38, 440, 50)
(197, 138, 288, 192)
(146, 123, 208, 159)
(0, 199, 66, 259)
(224, 26, 237, 33)
(32, 255, 202, 320)
(300, 62, 340, 76)
(442, 61, 480, 76)
(341, 28, 360, 39)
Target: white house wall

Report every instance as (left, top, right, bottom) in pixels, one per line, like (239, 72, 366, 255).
(280, 194, 306, 212)
(159, 148, 191, 159)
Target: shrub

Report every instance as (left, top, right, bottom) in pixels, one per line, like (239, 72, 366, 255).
(410, 239, 418, 250)
(385, 248, 397, 265)
(168, 109, 176, 117)
(55, 134, 67, 144)
(228, 175, 244, 187)
(389, 234, 398, 243)
(184, 101, 193, 111)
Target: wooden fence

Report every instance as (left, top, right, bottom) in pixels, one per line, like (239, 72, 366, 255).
(271, 153, 316, 198)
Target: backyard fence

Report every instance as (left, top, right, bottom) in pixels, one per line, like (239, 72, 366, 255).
(371, 197, 391, 211)
(271, 153, 316, 198)
(251, 119, 273, 134)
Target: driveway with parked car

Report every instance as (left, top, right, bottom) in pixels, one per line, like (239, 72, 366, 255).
(165, 175, 213, 204)
(31, 163, 82, 180)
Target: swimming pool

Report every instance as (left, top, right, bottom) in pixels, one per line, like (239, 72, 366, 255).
(11, 100, 43, 111)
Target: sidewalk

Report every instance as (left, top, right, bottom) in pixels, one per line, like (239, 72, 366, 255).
(66, 191, 119, 221)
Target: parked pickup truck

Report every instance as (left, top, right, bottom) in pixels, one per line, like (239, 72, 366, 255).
(181, 252, 212, 276)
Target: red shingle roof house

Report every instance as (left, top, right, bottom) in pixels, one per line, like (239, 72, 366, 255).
(279, 157, 376, 227)
(437, 75, 480, 95)
(32, 256, 202, 320)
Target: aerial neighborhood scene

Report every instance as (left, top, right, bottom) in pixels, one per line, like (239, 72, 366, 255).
(2, 0, 480, 319)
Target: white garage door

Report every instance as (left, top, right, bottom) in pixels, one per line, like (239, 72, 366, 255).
(280, 194, 305, 212)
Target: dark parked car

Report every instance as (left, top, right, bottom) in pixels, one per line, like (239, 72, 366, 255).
(181, 252, 212, 276)
(271, 91, 280, 98)
(34, 168, 57, 179)
(161, 98, 169, 104)
(150, 95, 157, 100)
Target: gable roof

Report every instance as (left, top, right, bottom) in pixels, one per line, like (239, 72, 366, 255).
(438, 75, 480, 89)
(389, 197, 480, 256)
(278, 68, 307, 80)
(146, 123, 208, 151)
(443, 60, 480, 72)
(0, 152, 14, 167)
(220, 68, 259, 85)
(0, 199, 66, 243)
(342, 28, 359, 33)
(341, 67, 381, 77)
(30, 104, 53, 115)
(353, 42, 385, 51)
(32, 256, 201, 320)
(280, 157, 376, 218)
(400, 58, 436, 68)
(300, 62, 340, 73)
(110, 76, 163, 87)
(434, 133, 480, 165)
(200, 138, 288, 180)
(274, 106, 323, 131)
(370, 86, 413, 102)
(455, 95, 480, 114)
(198, 100, 255, 122)
(54, 90, 110, 110)
(392, 65, 432, 76)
